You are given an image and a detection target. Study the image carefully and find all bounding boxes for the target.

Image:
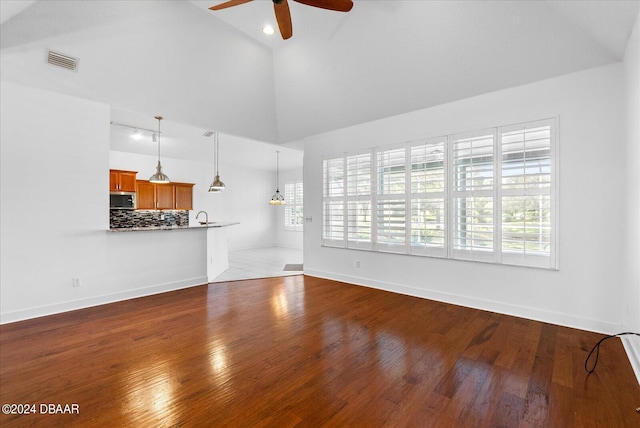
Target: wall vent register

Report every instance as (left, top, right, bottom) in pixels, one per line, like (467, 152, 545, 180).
(47, 50, 78, 71)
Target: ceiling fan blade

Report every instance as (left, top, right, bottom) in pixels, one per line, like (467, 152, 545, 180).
(209, 0, 253, 11)
(293, 0, 353, 12)
(274, 0, 293, 40)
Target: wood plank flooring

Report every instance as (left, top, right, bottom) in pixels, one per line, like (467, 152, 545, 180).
(1, 275, 638, 427)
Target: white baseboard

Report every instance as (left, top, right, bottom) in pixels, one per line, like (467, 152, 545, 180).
(304, 269, 623, 335)
(621, 335, 640, 386)
(0, 276, 208, 325)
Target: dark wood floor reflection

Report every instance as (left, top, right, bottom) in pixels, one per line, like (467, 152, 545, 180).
(1, 275, 638, 426)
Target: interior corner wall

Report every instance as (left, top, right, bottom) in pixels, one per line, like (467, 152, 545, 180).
(624, 12, 640, 333)
(622, 11, 640, 382)
(302, 62, 627, 334)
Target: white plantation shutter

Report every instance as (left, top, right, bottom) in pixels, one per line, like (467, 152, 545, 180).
(376, 199, 406, 252)
(322, 157, 345, 247)
(376, 147, 407, 253)
(410, 138, 447, 257)
(284, 182, 303, 230)
(347, 152, 373, 249)
(324, 157, 344, 198)
(450, 130, 496, 262)
(499, 119, 555, 268)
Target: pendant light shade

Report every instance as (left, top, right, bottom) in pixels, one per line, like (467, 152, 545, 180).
(270, 151, 285, 205)
(209, 132, 225, 192)
(149, 116, 170, 184)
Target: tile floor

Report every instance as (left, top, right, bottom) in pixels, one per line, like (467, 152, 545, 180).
(211, 246, 303, 283)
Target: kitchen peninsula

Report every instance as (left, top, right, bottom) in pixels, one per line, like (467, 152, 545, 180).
(108, 221, 239, 283)
(109, 169, 238, 284)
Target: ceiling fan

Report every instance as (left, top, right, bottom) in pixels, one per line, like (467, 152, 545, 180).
(209, 0, 354, 40)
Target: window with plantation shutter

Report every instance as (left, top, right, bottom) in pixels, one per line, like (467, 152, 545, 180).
(451, 130, 495, 262)
(322, 158, 345, 247)
(321, 118, 557, 270)
(377, 147, 407, 252)
(324, 157, 344, 198)
(347, 152, 373, 249)
(499, 119, 555, 268)
(284, 181, 303, 230)
(410, 138, 447, 257)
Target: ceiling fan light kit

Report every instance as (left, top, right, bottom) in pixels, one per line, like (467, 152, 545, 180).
(209, 0, 353, 40)
(262, 25, 275, 35)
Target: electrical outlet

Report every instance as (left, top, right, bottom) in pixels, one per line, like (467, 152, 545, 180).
(305, 216, 313, 222)
(72, 277, 81, 287)
(355, 260, 360, 268)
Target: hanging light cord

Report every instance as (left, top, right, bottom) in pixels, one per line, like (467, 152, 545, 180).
(155, 116, 162, 162)
(276, 151, 280, 192)
(584, 332, 640, 374)
(216, 132, 220, 176)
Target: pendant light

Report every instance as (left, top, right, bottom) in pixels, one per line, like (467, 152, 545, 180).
(269, 151, 285, 205)
(149, 116, 170, 183)
(208, 132, 226, 192)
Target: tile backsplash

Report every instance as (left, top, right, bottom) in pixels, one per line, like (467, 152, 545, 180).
(110, 210, 189, 229)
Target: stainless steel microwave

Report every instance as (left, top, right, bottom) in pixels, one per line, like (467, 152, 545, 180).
(110, 192, 136, 210)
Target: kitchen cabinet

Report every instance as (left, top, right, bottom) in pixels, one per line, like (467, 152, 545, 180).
(156, 184, 175, 210)
(136, 180, 156, 210)
(174, 183, 194, 210)
(136, 180, 194, 210)
(110, 170, 137, 192)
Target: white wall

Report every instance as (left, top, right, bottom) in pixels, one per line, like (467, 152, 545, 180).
(275, 167, 304, 250)
(1, 82, 208, 323)
(302, 63, 627, 334)
(623, 13, 640, 381)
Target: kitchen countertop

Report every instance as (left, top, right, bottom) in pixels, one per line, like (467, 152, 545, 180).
(108, 222, 239, 232)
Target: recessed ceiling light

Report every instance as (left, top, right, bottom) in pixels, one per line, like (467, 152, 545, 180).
(262, 25, 275, 35)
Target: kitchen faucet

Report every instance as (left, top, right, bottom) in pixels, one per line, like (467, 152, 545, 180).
(196, 211, 208, 225)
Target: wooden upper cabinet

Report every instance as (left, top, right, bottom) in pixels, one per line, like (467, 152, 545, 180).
(136, 180, 156, 210)
(156, 184, 175, 210)
(110, 170, 137, 192)
(135, 180, 194, 210)
(174, 183, 194, 210)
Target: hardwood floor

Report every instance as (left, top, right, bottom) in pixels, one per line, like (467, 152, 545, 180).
(1, 275, 638, 427)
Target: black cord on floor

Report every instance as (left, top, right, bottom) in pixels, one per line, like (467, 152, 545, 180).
(584, 332, 640, 374)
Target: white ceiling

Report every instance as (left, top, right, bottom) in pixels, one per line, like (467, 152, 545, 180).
(1, 0, 639, 149)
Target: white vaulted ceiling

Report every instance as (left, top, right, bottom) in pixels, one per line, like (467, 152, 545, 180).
(1, 0, 639, 146)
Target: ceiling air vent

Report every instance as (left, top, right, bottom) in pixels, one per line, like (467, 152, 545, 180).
(47, 50, 78, 71)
